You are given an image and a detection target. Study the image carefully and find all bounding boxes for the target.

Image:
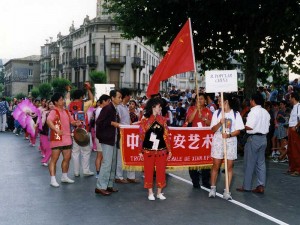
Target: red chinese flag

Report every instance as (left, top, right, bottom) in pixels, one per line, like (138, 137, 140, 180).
(147, 19, 195, 97)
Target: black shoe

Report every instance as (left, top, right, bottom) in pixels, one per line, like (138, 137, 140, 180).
(193, 184, 200, 189)
(202, 183, 211, 189)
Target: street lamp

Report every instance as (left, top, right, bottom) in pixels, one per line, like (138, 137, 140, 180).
(120, 71, 124, 88)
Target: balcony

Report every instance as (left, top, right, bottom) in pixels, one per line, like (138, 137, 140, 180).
(87, 56, 98, 68)
(149, 65, 156, 74)
(61, 40, 72, 49)
(41, 53, 51, 60)
(131, 57, 145, 69)
(70, 58, 80, 69)
(106, 56, 126, 68)
(50, 47, 59, 54)
(79, 58, 87, 69)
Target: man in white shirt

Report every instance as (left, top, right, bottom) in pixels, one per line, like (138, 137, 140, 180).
(287, 92, 300, 177)
(115, 88, 140, 184)
(237, 93, 270, 194)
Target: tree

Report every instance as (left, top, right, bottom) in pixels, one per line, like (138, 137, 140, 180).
(51, 78, 71, 94)
(89, 71, 107, 84)
(105, 0, 300, 98)
(15, 93, 26, 100)
(31, 87, 40, 99)
(38, 83, 52, 99)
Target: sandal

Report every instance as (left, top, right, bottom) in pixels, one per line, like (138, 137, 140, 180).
(290, 171, 300, 177)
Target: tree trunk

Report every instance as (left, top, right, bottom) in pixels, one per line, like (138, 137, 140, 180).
(244, 37, 260, 100)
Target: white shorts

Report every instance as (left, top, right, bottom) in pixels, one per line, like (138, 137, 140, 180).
(211, 132, 237, 160)
(96, 139, 102, 152)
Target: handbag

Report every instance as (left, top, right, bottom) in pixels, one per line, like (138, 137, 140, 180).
(296, 105, 300, 135)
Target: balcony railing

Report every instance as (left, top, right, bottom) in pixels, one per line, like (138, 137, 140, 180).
(106, 56, 126, 68)
(87, 56, 98, 67)
(61, 40, 72, 49)
(70, 58, 80, 69)
(79, 57, 87, 68)
(49, 47, 59, 54)
(149, 65, 156, 74)
(131, 57, 145, 69)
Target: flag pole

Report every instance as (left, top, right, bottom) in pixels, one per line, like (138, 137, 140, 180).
(221, 92, 230, 193)
(188, 18, 200, 113)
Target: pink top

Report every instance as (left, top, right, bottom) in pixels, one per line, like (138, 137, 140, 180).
(47, 107, 74, 149)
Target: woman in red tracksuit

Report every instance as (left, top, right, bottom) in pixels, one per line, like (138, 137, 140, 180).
(139, 98, 172, 201)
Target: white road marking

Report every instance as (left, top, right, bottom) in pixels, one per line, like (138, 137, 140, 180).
(168, 173, 289, 225)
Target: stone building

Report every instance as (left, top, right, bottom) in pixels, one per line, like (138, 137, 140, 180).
(3, 56, 40, 96)
(40, 0, 160, 96)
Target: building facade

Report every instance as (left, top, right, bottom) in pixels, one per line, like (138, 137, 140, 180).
(3, 56, 40, 96)
(40, 0, 160, 96)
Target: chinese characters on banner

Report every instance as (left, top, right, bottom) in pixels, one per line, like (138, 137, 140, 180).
(120, 126, 213, 169)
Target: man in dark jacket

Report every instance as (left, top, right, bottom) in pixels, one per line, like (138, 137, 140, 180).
(95, 90, 122, 196)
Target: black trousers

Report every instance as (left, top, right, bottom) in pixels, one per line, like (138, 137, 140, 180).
(189, 168, 211, 188)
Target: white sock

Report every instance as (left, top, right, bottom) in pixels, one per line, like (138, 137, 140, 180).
(62, 173, 68, 179)
(51, 176, 57, 183)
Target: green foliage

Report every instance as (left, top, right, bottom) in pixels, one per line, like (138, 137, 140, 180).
(38, 83, 52, 99)
(0, 84, 3, 96)
(51, 78, 71, 94)
(89, 71, 107, 84)
(31, 87, 40, 99)
(105, 0, 300, 98)
(5, 97, 12, 103)
(15, 93, 26, 100)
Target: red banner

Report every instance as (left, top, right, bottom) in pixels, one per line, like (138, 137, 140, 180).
(120, 126, 213, 169)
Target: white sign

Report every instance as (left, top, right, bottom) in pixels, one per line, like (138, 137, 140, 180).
(205, 70, 238, 93)
(94, 84, 115, 100)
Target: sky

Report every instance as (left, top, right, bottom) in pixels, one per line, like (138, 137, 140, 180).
(0, 0, 96, 60)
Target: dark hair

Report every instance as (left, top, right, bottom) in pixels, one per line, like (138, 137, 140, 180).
(251, 93, 264, 106)
(109, 90, 121, 98)
(120, 88, 131, 99)
(195, 93, 207, 101)
(291, 92, 300, 101)
(72, 89, 85, 100)
(223, 93, 240, 112)
(51, 93, 64, 104)
(144, 98, 163, 118)
(129, 99, 137, 107)
(99, 94, 110, 104)
(206, 93, 215, 101)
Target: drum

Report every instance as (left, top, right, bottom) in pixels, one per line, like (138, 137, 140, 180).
(73, 128, 90, 147)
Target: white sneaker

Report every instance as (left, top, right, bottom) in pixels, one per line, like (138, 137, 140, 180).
(13, 128, 16, 133)
(95, 174, 99, 179)
(156, 193, 166, 200)
(83, 171, 94, 176)
(42, 162, 48, 167)
(209, 186, 216, 198)
(61, 177, 75, 183)
(223, 189, 232, 200)
(148, 193, 155, 201)
(50, 180, 60, 187)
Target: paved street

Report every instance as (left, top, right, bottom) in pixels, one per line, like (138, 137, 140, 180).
(0, 132, 299, 225)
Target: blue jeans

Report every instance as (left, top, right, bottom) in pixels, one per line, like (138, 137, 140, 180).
(96, 143, 117, 189)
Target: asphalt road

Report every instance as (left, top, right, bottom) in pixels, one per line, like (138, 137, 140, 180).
(0, 132, 299, 225)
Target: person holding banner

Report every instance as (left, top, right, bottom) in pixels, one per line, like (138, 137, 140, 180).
(186, 93, 212, 189)
(208, 93, 245, 200)
(139, 98, 172, 201)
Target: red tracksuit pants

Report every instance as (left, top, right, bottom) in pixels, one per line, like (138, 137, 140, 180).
(143, 150, 167, 189)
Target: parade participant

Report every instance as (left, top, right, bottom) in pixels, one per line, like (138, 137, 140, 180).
(40, 100, 54, 166)
(186, 93, 212, 189)
(287, 92, 300, 176)
(47, 93, 81, 187)
(67, 83, 94, 177)
(237, 93, 270, 193)
(0, 97, 9, 132)
(94, 94, 111, 179)
(115, 88, 140, 184)
(208, 93, 245, 200)
(128, 100, 139, 124)
(95, 90, 122, 196)
(29, 99, 40, 147)
(139, 98, 172, 200)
